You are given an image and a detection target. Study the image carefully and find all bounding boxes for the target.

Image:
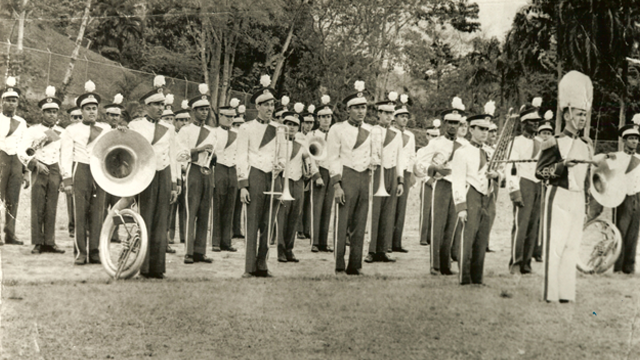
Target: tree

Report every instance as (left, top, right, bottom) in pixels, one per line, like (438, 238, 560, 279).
(60, 0, 92, 99)
(87, 0, 143, 61)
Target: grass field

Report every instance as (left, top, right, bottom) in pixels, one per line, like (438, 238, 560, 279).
(1, 185, 640, 359)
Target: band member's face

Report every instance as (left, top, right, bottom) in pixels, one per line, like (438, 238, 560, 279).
(443, 120, 459, 136)
(219, 114, 233, 127)
(469, 125, 489, 143)
(377, 109, 393, 127)
(318, 114, 332, 129)
(82, 104, 99, 122)
(174, 118, 186, 132)
(257, 100, 275, 120)
(71, 114, 82, 122)
(565, 108, 587, 130)
(523, 120, 538, 134)
(41, 108, 58, 126)
(107, 112, 121, 126)
(302, 121, 313, 134)
(487, 130, 497, 143)
(395, 114, 409, 128)
(274, 115, 284, 124)
(427, 133, 438, 140)
(457, 122, 468, 137)
(194, 106, 209, 122)
(163, 115, 175, 124)
(624, 135, 639, 150)
(2, 96, 18, 115)
(284, 121, 298, 138)
(539, 130, 553, 141)
(348, 104, 367, 123)
(147, 101, 164, 120)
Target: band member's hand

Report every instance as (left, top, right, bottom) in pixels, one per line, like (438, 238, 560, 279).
(458, 210, 467, 222)
(170, 190, 178, 205)
(513, 199, 525, 208)
(240, 188, 251, 204)
(606, 153, 617, 160)
(176, 185, 182, 196)
(64, 185, 73, 195)
(22, 172, 30, 189)
(433, 164, 451, 176)
(334, 184, 345, 205)
(396, 185, 403, 197)
(35, 162, 50, 176)
(199, 144, 214, 153)
(486, 170, 499, 180)
(316, 178, 324, 187)
(116, 125, 128, 132)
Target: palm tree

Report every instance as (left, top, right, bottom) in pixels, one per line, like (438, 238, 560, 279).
(88, 0, 143, 61)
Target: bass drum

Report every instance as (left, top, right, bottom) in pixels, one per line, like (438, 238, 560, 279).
(99, 197, 148, 279)
(577, 218, 622, 274)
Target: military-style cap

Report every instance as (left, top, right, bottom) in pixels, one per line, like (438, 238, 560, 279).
(282, 111, 300, 126)
(519, 104, 542, 122)
(189, 83, 210, 109)
(538, 121, 554, 133)
(38, 86, 61, 110)
(559, 71, 593, 111)
(251, 75, 276, 105)
(343, 81, 368, 108)
(67, 107, 82, 116)
(1, 77, 20, 99)
(105, 93, 126, 115)
(77, 80, 101, 108)
(620, 115, 640, 137)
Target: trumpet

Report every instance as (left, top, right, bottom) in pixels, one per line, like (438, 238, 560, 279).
(200, 146, 215, 175)
(371, 127, 389, 197)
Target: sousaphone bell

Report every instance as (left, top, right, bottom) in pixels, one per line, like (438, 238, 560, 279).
(589, 154, 627, 208)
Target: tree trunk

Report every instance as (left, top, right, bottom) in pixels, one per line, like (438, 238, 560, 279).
(200, 16, 209, 89)
(555, 2, 562, 135)
(271, 18, 296, 89)
(16, 0, 28, 53)
(219, 28, 237, 107)
(60, 0, 92, 99)
(208, 37, 222, 121)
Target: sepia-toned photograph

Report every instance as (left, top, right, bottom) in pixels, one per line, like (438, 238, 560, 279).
(1, 0, 639, 358)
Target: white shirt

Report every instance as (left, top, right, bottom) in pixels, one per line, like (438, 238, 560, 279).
(557, 135, 591, 192)
(60, 121, 112, 180)
(451, 141, 491, 212)
(176, 122, 218, 171)
(620, 152, 640, 195)
(413, 135, 463, 183)
(284, 138, 319, 182)
(506, 135, 541, 195)
(325, 120, 373, 183)
(213, 126, 238, 168)
(0, 113, 26, 156)
(372, 125, 404, 178)
(18, 124, 63, 166)
(395, 127, 416, 173)
(236, 119, 287, 188)
(128, 117, 178, 182)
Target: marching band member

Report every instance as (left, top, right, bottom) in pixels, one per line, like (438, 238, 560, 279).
(484, 120, 499, 253)
(418, 119, 440, 247)
(177, 83, 217, 265)
(451, 112, 500, 285)
(365, 91, 404, 263)
(273, 95, 290, 124)
(161, 93, 177, 254)
(103, 94, 127, 244)
(63, 106, 83, 239)
(426, 120, 440, 142)
(60, 80, 112, 265)
(308, 96, 335, 253)
(19, 86, 65, 254)
(326, 80, 373, 275)
(391, 94, 415, 253)
(457, 116, 469, 146)
(128, 76, 179, 279)
(507, 100, 543, 275)
(536, 71, 594, 303)
(533, 115, 555, 262)
(168, 101, 191, 245)
(414, 97, 465, 276)
(237, 75, 285, 278)
(613, 117, 640, 274)
(277, 111, 321, 262)
(0, 76, 28, 246)
(232, 110, 245, 240)
(298, 105, 315, 241)
(211, 99, 240, 253)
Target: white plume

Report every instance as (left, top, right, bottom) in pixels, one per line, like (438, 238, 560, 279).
(532, 97, 542, 107)
(181, 100, 189, 110)
(400, 94, 409, 104)
(153, 75, 166, 88)
(6, 76, 16, 87)
(164, 94, 174, 105)
(451, 96, 464, 110)
(354, 81, 365, 92)
(84, 80, 96, 93)
(113, 93, 124, 105)
(238, 105, 246, 114)
(260, 75, 271, 87)
(321, 95, 330, 105)
(307, 104, 315, 113)
(388, 91, 398, 101)
(199, 83, 209, 95)
(633, 114, 640, 125)
(230, 98, 240, 108)
(281, 96, 290, 107)
(544, 110, 554, 120)
(433, 119, 441, 128)
(484, 100, 496, 116)
(45, 86, 56, 98)
(294, 102, 304, 113)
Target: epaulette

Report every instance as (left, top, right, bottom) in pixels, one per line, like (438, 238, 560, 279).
(540, 137, 557, 151)
(581, 136, 593, 146)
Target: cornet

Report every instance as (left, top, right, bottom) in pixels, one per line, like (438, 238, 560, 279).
(200, 146, 215, 175)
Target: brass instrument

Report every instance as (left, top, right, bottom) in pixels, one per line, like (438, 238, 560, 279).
(487, 108, 519, 174)
(578, 219, 622, 274)
(372, 127, 389, 197)
(307, 136, 327, 161)
(265, 125, 293, 246)
(589, 154, 627, 208)
(200, 145, 215, 175)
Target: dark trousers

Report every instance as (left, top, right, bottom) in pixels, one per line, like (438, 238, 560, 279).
(614, 193, 640, 274)
(430, 179, 456, 274)
(138, 167, 171, 274)
(301, 183, 312, 237)
(31, 163, 61, 246)
(245, 167, 278, 273)
(335, 167, 369, 272)
(278, 178, 304, 258)
(533, 184, 546, 259)
(368, 166, 398, 254)
(232, 189, 243, 237)
(312, 167, 334, 248)
(185, 165, 213, 256)
(0, 151, 23, 241)
(212, 164, 237, 249)
(419, 180, 433, 245)
(509, 178, 541, 273)
(73, 163, 106, 260)
(458, 187, 492, 285)
(168, 183, 186, 243)
(66, 192, 75, 234)
(487, 186, 499, 250)
(392, 170, 411, 249)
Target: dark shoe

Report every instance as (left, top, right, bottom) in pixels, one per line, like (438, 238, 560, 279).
(74, 256, 87, 265)
(167, 238, 175, 244)
(241, 272, 254, 278)
(441, 269, 455, 276)
(297, 232, 308, 240)
(47, 245, 66, 254)
(286, 254, 299, 263)
(430, 269, 440, 276)
(311, 245, 319, 253)
(69, 232, 75, 238)
(212, 246, 221, 252)
(89, 256, 101, 264)
(420, 240, 428, 246)
(346, 268, 364, 276)
(193, 253, 213, 263)
(323, 246, 334, 253)
(559, 299, 570, 304)
(255, 270, 273, 278)
(486, 248, 495, 253)
(5, 237, 23, 245)
(335, 270, 347, 276)
(140, 272, 164, 279)
(233, 234, 244, 239)
(166, 245, 176, 254)
(379, 253, 396, 263)
(392, 247, 408, 253)
(278, 256, 288, 263)
(32, 245, 42, 254)
(364, 253, 376, 263)
(221, 246, 237, 252)
(184, 255, 194, 264)
(534, 256, 543, 262)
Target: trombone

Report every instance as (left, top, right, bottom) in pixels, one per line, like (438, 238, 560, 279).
(265, 125, 294, 247)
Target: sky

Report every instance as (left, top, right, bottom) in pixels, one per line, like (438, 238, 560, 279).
(474, 0, 529, 40)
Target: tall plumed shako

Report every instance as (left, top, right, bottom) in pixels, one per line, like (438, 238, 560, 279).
(316, 94, 333, 116)
(440, 96, 465, 121)
(619, 114, 640, 138)
(559, 70, 593, 112)
(427, 119, 441, 137)
(251, 74, 276, 105)
(393, 94, 410, 117)
(76, 80, 101, 108)
(38, 85, 62, 110)
(282, 102, 304, 126)
(174, 99, 191, 120)
(2, 76, 20, 98)
(219, 97, 240, 118)
(519, 101, 542, 122)
(467, 100, 496, 127)
(189, 83, 210, 108)
(303, 104, 316, 122)
(376, 91, 397, 112)
(139, 75, 166, 105)
(342, 80, 368, 108)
